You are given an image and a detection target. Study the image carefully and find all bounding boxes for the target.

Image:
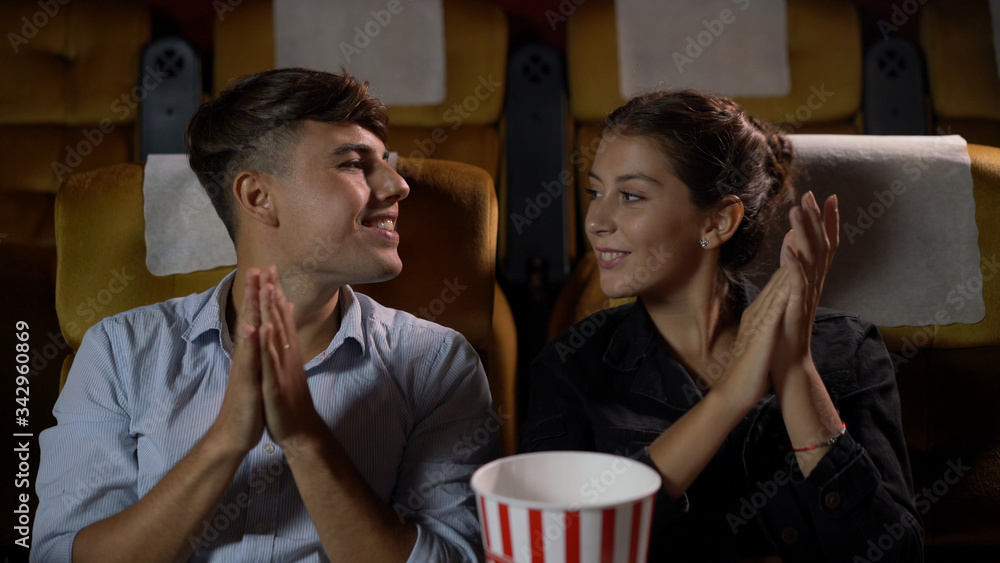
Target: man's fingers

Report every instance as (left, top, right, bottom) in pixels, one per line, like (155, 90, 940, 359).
(232, 323, 260, 381)
(238, 269, 261, 340)
(269, 292, 291, 355)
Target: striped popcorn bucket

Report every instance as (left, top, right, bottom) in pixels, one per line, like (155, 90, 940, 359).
(471, 451, 661, 563)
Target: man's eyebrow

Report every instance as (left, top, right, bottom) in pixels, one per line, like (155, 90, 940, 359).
(328, 143, 376, 157)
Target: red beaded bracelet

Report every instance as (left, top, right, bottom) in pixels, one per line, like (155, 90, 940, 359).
(792, 420, 847, 452)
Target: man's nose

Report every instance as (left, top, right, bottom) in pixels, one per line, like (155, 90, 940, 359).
(373, 157, 410, 201)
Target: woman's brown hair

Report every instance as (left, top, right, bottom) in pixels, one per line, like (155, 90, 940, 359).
(603, 90, 796, 289)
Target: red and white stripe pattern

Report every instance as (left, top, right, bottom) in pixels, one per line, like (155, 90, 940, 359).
(476, 496, 655, 563)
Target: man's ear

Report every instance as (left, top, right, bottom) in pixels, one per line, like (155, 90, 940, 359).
(700, 195, 744, 248)
(232, 170, 277, 227)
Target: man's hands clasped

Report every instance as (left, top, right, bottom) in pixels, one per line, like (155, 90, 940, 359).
(212, 266, 325, 459)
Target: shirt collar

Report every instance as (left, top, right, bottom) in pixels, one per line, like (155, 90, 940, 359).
(183, 270, 237, 349)
(305, 284, 366, 369)
(182, 271, 366, 363)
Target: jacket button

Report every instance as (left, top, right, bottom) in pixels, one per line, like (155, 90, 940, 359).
(781, 527, 798, 545)
(825, 491, 842, 510)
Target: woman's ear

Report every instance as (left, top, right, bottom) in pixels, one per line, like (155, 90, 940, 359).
(232, 171, 278, 227)
(700, 195, 744, 248)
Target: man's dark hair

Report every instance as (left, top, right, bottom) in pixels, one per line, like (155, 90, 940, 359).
(185, 68, 389, 243)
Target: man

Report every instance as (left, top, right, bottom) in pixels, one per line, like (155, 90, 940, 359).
(33, 69, 496, 562)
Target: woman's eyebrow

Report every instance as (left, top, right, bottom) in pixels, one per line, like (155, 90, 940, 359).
(613, 172, 663, 186)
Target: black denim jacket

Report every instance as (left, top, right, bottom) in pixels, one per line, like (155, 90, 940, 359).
(520, 296, 923, 562)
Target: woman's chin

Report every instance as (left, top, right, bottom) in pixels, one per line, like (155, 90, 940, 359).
(599, 278, 637, 301)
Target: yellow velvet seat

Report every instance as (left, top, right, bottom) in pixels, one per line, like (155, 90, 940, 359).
(213, 0, 508, 180)
(0, 0, 149, 244)
(920, 1, 1000, 147)
(565, 0, 863, 259)
(55, 157, 518, 455)
(548, 144, 1000, 549)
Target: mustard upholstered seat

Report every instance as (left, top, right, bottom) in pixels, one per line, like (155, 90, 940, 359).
(55, 157, 518, 455)
(548, 143, 1000, 551)
(920, 1, 1000, 147)
(564, 0, 863, 261)
(213, 0, 508, 181)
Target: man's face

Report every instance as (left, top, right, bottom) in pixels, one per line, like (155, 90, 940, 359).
(269, 120, 409, 287)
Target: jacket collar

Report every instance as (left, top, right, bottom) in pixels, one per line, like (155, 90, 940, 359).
(604, 282, 756, 412)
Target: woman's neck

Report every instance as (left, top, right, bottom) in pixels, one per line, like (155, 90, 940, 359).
(642, 277, 740, 388)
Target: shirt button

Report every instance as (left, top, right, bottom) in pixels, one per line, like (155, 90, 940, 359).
(781, 527, 799, 545)
(263, 443, 275, 454)
(825, 491, 842, 510)
(252, 523, 268, 534)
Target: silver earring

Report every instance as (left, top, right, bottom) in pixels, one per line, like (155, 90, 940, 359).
(262, 202, 271, 209)
(699, 237, 709, 248)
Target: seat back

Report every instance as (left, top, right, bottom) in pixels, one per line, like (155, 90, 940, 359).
(55, 156, 518, 453)
(548, 143, 1000, 548)
(212, 0, 508, 180)
(565, 0, 862, 259)
(920, 1, 1000, 146)
(0, 0, 149, 245)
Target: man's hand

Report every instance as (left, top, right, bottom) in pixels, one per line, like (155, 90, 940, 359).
(208, 268, 266, 457)
(257, 266, 327, 453)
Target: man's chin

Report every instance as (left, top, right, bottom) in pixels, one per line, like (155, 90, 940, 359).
(353, 262, 403, 285)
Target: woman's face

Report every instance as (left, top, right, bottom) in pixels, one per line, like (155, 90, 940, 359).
(586, 134, 710, 301)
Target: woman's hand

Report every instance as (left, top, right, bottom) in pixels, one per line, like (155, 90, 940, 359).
(771, 191, 839, 376)
(712, 264, 792, 414)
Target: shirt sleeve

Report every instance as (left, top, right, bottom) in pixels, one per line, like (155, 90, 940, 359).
(393, 331, 498, 563)
(754, 319, 923, 563)
(32, 322, 138, 563)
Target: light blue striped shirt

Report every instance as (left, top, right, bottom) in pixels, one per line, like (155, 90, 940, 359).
(33, 272, 497, 562)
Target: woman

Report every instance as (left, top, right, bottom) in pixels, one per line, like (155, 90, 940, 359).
(519, 91, 922, 562)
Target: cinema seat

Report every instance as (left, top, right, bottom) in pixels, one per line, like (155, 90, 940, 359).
(0, 0, 149, 245)
(55, 158, 518, 455)
(564, 0, 863, 260)
(920, 1, 1000, 147)
(0, 0, 150, 449)
(547, 143, 1000, 556)
(213, 0, 508, 180)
